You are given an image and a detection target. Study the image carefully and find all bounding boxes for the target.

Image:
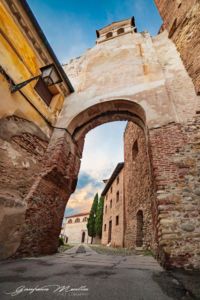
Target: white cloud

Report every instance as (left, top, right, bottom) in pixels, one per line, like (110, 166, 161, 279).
(80, 121, 126, 180)
(65, 121, 127, 215)
(66, 182, 102, 214)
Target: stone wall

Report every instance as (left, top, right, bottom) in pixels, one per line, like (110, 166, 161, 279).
(0, 116, 49, 259)
(149, 119, 200, 269)
(124, 122, 154, 250)
(154, 0, 200, 94)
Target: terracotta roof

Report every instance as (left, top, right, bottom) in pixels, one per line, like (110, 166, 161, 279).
(101, 162, 124, 196)
(65, 212, 90, 219)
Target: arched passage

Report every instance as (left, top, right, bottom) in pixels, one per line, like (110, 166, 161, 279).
(13, 99, 151, 258)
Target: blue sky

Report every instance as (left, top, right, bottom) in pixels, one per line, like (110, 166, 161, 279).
(27, 0, 162, 215)
(27, 0, 162, 63)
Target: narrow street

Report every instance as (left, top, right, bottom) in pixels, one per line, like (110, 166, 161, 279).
(0, 245, 196, 300)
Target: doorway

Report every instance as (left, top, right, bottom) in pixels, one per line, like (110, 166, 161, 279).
(136, 210, 143, 247)
(81, 231, 86, 243)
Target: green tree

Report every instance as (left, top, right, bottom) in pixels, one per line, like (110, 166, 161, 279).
(87, 193, 98, 243)
(95, 196, 104, 238)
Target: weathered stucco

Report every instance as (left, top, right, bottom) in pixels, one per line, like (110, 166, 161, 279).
(60, 29, 198, 132)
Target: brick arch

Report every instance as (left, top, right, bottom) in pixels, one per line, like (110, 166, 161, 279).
(13, 99, 149, 259)
(67, 99, 146, 143)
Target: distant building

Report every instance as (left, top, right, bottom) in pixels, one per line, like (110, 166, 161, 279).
(61, 212, 91, 244)
(101, 163, 124, 247)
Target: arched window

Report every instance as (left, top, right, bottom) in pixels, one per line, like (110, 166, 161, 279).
(105, 205, 107, 214)
(136, 210, 144, 247)
(83, 217, 87, 222)
(68, 219, 72, 224)
(104, 224, 106, 231)
(75, 218, 80, 223)
(117, 28, 125, 35)
(106, 32, 113, 39)
(132, 140, 139, 160)
(110, 199, 112, 209)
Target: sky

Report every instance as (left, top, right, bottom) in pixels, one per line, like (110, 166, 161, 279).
(27, 0, 162, 216)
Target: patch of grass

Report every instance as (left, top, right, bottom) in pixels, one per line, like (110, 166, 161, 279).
(58, 244, 74, 253)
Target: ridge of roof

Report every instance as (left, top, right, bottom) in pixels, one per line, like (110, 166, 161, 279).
(101, 162, 124, 196)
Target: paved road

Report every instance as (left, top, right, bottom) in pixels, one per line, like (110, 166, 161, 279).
(0, 245, 194, 300)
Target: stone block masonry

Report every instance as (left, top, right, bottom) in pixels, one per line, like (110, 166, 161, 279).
(149, 119, 200, 269)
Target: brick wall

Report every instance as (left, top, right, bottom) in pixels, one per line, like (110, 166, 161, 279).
(0, 116, 49, 259)
(155, 0, 200, 94)
(124, 122, 154, 250)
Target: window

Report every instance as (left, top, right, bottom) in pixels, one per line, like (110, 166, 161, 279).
(105, 205, 107, 214)
(110, 186, 113, 193)
(116, 215, 119, 226)
(75, 218, 80, 223)
(34, 77, 53, 106)
(110, 199, 112, 209)
(117, 28, 125, 35)
(68, 219, 72, 224)
(116, 191, 119, 202)
(104, 224, 106, 231)
(132, 140, 139, 160)
(117, 176, 119, 184)
(106, 32, 113, 38)
(83, 217, 87, 222)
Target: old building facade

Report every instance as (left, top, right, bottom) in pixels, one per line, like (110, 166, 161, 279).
(101, 163, 124, 247)
(0, 0, 200, 269)
(61, 212, 91, 244)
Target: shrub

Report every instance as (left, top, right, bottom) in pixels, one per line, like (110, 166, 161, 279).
(59, 237, 64, 246)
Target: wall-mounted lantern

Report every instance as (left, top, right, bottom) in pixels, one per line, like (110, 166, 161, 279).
(10, 64, 62, 93)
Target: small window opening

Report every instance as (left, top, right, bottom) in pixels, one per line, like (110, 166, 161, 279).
(116, 215, 119, 225)
(132, 140, 139, 160)
(116, 191, 119, 202)
(106, 32, 113, 39)
(117, 28, 125, 35)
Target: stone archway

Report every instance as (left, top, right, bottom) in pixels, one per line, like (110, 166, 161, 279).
(13, 99, 152, 258)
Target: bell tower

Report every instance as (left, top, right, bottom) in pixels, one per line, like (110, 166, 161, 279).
(96, 17, 137, 44)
